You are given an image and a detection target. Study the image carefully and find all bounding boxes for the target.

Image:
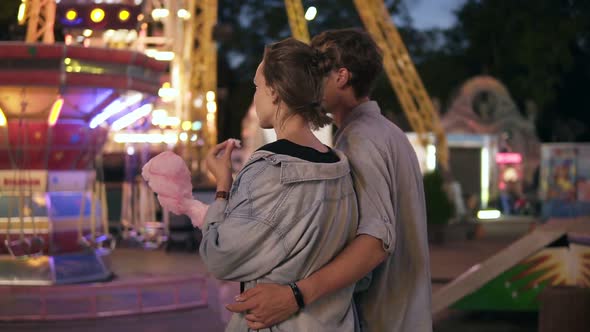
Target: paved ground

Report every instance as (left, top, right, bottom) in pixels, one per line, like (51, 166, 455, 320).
(435, 311, 537, 332)
(1, 234, 539, 332)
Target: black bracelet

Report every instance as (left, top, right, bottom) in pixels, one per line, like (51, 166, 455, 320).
(288, 282, 305, 310)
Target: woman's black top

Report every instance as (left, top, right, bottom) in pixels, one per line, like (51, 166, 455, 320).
(258, 139, 339, 163)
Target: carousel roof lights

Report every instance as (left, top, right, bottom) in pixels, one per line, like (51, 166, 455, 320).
(48, 97, 64, 126)
(111, 103, 153, 131)
(65, 9, 78, 21)
(89, 92, 143, 129)
(119, 9, 131, 21)
(90, 8, 106, 23)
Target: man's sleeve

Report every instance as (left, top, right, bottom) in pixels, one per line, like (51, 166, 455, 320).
(339, 135, 396, 254)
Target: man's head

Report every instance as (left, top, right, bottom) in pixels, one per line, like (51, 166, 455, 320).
(311, 28, 383, 112)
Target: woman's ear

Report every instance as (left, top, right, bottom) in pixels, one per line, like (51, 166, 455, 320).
(270, 87, 280, 105)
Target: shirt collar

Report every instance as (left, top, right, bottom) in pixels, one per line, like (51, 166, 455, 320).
(336, 100, 381, 137)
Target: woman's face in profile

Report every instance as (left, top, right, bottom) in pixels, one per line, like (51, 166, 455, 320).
(253, 61, 277, 129)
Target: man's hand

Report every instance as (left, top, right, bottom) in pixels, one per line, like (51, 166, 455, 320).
(225, 283, 298, 330)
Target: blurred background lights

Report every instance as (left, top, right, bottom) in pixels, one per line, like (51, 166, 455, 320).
(151, 8, 169, 20)
(119, 9, 130, 22)
(90, 8, 105, 23)
(181, 121, 192, 131)
(206, 91, 215, 102)
(304, 6, 317, 21)
(65, 9, 77, 21)
(177, 9, 191, 20)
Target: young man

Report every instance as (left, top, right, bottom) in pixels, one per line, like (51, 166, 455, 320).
(226, 28, 432, 332)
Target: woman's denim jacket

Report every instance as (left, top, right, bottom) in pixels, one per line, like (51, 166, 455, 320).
(200, 149, 359, 332)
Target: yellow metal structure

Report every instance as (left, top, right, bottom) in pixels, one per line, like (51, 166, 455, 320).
(20, 0, 56, 44)
(190, 0, 218, 146)
(185, 0, 448, 169)
(23, 0, 447, 170)
(284, 0, 310, 43)
(353, 0, 449, 170)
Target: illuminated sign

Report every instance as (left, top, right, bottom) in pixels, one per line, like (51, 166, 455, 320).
(0, 171, 48, 192)
(496, 152, 522, 164)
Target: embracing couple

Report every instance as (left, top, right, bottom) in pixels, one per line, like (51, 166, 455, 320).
(200, 28, 431, 332)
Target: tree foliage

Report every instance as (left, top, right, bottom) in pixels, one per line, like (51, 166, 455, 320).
(423, 170, 454, 225)
(451, 0, 590, 141)
(216, 0, 410, 137)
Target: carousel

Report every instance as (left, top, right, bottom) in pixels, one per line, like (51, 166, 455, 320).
(0, 42, 166, 285)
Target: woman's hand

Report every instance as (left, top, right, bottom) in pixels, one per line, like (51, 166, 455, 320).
(206, 139, 240, 192)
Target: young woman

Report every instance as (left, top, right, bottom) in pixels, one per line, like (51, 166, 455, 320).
(201, 38, 359, 331)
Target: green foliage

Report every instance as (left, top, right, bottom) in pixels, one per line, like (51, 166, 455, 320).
(456, 0, 580, 110)
(0, 0, 23, 41)
(0, 1, 19, 22)
(217, 0, 408, 81)
(423, 170, 454, 225)
(216, 0, 410, 137)
(391, 0, 590, 141)
(453, 0, 590, 141)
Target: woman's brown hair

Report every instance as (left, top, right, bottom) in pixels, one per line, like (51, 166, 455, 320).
(262, 38, 333, 130)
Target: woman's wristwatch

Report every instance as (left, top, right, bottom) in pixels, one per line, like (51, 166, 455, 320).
(215, 191, 229, 200)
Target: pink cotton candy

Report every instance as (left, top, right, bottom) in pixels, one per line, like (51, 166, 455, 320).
(141, 151, 209, 229)
(142, 151, 192, 198)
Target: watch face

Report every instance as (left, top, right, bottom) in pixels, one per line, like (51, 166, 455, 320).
(472, 91, 498, 124)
